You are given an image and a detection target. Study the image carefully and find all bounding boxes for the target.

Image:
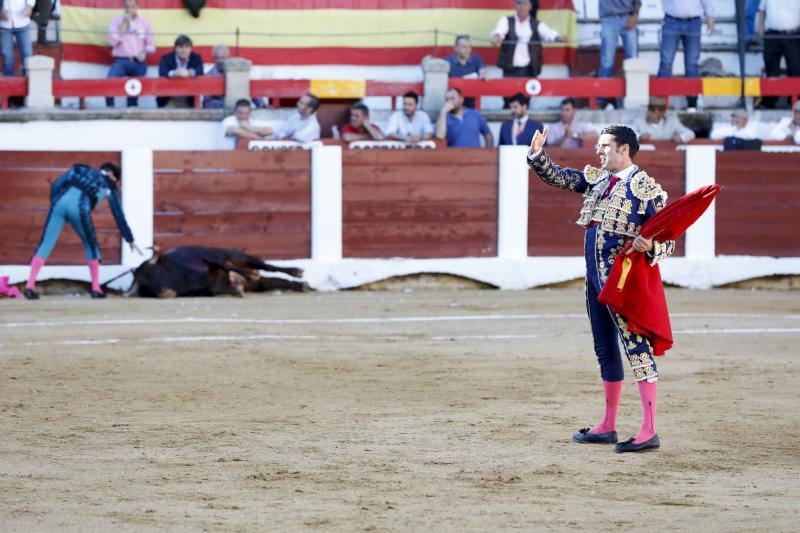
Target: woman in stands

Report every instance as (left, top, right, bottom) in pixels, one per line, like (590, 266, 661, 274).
(24, 162, 142, 299)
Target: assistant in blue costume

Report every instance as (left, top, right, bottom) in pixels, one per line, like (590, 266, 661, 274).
(24, 163, 142, 299)
(527, 124, 674, 453)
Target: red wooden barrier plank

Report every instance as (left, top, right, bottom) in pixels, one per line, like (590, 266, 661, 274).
(53, 76, 224, 98)
(449, 77, 625, 98)
(0, 76, 27, 108)
(649, 77, 703, 97)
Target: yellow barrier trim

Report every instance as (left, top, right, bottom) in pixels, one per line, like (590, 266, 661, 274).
(310, 79, 366, 99)
(702, 78, 741, 96)
(745, 77, 761, 97)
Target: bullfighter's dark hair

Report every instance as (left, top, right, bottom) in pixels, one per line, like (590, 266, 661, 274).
(600, 124, 640, 158)
(100, 162, 121, 180)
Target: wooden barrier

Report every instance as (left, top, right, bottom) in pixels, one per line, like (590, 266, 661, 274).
(715, 152, 800, 257)
(527, 148, 686, 256)
(152, 151, 312, 259)
(53, 76, 225, 109)
(0, 151, 122, 265)
(342, 149, 499, 258)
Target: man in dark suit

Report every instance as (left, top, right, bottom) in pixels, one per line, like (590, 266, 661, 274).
(498, 92, 543, 146)
(157, 34, 204, 108)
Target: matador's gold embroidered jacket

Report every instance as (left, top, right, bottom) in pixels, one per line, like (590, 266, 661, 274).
(528, 149, 675, 265)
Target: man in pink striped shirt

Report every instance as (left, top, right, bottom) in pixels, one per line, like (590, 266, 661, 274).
(106, 0, 155, 107)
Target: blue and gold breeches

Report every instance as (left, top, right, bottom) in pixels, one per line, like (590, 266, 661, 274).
(34, 188, 101, 261)
(584, 226, 658, 383)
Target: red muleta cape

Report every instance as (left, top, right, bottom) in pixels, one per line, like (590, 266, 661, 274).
(598, 185, 721, 356)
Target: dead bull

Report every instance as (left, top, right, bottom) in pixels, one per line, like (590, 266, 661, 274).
(132, 246, 308, 298)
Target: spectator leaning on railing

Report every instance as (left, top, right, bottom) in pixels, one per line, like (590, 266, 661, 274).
(490, 0, 565, 80)
(157, 34, 204, 108)
(770, 100, 800, 143)
(273, 92, 321, 142)
(0, 0, 34, 76)
(498, 92, 543, 146)
(657, 0, 715, 109)
(757, 0, 800, 109)
(107, 0, 155, 107)
(710, 109, 759, 141)
(634, 96, 696, 144)
(341, 102, 384, 142)
(435, 87, 493, 148)
(545, 97, 597, 148)
(385, 91, 433, 143)
(221, 99, 274, 150)
(203, 44, 230, 109)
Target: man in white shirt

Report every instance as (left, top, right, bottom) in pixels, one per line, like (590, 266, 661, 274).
(757, 0, 800, 108)
(221, 99, 275, 150)
(0, 0, 34, 76)
(770, 100, 800, 143)
(546, 98, 598, 148)
(274, 93, 321, 143)
(490, 0, 565, 79)
(385, 91, 434, 143)
(634, 96, 696, 144)
(710, 109, 760, 141)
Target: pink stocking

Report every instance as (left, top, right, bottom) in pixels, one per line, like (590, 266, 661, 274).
(589, 380, 623, 434)
(26, 256, 46, 291)
(634, 380, 658, 443)
(87, 259, 101, 293)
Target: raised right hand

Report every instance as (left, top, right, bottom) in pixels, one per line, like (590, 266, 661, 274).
(530, 124, 548, 154)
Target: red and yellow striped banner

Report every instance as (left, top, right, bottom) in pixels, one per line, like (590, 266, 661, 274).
(60, 0, 577, 65)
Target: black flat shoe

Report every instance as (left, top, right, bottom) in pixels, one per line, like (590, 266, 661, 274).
(23, 288, 40, 300)
(615, 434, 660, 453)
(572, 427, 618, 444)
(90, 290, 106, 299)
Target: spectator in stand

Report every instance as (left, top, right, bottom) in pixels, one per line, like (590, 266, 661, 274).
(770, 100, 800, 143)
(634, 96, 696, 144)
(657, 0, 715, 109)
(498, 92, 543, 146)
(490, 0, 565, 79)
(157, 34, 204, 108)
(545, 98, 597, 148)
(385, 91, 434, 143)
(106, 0, 155, 107)
(203, 44, 230, 109)
(444, 35, 486, 108)
(0, 0, 34, 76)
(221, 99, 274, 150)
(435, 87, 493, 148)
(598, 0, 640, 108)
(341, 102, 384, 142)
(273, 92, 321, 142)
(757, 0, 800, 109)
(710, 109, 759, 140)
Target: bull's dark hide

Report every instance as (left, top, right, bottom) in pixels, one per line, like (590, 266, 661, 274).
(133, 246, 307, 298)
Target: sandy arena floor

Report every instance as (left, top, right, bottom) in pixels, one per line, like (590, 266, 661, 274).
(1, 288, 799, 532)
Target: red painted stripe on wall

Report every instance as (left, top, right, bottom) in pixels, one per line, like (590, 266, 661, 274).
(62, 43, 575, 66)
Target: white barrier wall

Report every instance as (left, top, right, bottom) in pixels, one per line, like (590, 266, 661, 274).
(3, 145, 800, 292)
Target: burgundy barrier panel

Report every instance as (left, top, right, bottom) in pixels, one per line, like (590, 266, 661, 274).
(528, 148, 686, 256)
(343, 149, 499, 258)
(715, 152, 800, 257)
(153, 151, 311, 259)
(0, 151, 122, 264)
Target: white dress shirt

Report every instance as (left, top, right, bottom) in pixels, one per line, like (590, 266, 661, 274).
(275, 112, 321, 142)
(492, 15, 562, 68)
(634, 115, 696, 143)
(710, 121, 759, 140)
(511, 116, 528, 145)
(385, 110, 434, 138)
(769, 117, 800, 141)
(660, 0, 714, 19)
(0, 0, 35, 29)
(758, 0, 800, 32)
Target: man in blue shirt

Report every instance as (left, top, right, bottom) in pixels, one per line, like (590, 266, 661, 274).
(435, 87, 494, 148)
(443, 35, 485, 109)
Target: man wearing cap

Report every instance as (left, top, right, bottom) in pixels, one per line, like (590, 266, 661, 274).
(710, 109, 759, 140)
(770, 101, 800, 143)
(527, 124, 674, 453)
(634, 96, 696, 144)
